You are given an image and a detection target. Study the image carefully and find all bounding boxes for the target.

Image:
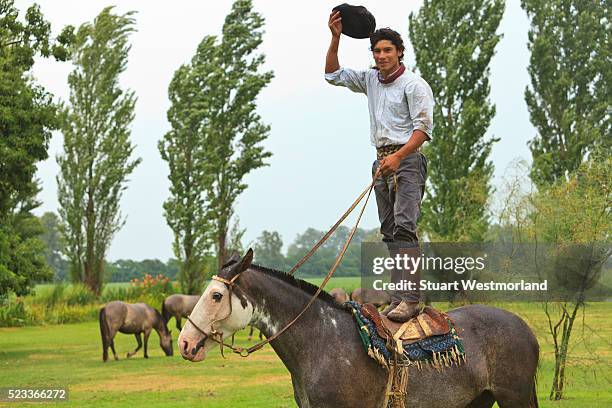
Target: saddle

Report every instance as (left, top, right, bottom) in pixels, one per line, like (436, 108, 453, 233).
(360, 304, 451, 354)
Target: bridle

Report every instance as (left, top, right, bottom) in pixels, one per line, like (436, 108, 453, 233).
(186, 168, 381, 358)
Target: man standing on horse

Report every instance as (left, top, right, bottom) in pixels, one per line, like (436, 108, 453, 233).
(324, 11, 434, 322)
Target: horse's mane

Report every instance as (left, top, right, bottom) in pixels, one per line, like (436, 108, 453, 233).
(153, 308, 170, 332)
(223, 260, 345, 310)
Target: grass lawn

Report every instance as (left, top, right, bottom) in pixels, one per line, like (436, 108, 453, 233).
(0, 302, 610, 407)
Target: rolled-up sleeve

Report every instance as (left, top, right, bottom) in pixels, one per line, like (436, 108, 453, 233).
(406, 80, 434, 139)
(324, 67, 367, 95)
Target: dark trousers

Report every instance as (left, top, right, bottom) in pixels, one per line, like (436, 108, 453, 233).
(372, 151, 427, 302)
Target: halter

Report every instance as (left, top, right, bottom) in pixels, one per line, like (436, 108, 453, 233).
(186, 167, 381, 358)
(186, 274, 246, 358)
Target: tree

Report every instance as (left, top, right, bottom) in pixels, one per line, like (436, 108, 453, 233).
(159, 41, 215, 294)
(285, 227, 370, 277)
(0, 0, 73, 298)
(204, 0, 273, 270)
(409, 0, 504, 242)
(253, 230, 287, 270)
(39, 212, 68, 281)
(522, 0, 610, 187)
(500, 153, 610, 400)
(57, 7, 140, 295)
(160, 0, 273, 286)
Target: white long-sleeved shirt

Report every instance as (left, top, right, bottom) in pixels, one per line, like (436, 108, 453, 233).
(325, 67, 434, 148)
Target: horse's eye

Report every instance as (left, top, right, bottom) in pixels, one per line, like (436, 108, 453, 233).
(212, 292, 223, 302)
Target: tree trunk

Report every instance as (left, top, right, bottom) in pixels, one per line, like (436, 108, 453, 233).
(550, 302, 580, 400)
(84, 184, 97, 294)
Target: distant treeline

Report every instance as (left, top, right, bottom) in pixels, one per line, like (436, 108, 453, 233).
(43, 222, 380, 282)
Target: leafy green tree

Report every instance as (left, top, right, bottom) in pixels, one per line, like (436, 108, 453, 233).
(253, 230, 287, 270)
(204, 0, 273, 270)
(105, 258, 180, 282)
(0, 191, 51, 298)
(57, 7, 140, 295)
(500, 152, 610, 400)
(159, 41, 215, 294)
(409, 0, 504, 242)
(0, 0, 73, 298)
(160, 0, 273, 289)
(285, 227, 370, 277)
(522, 0, 610, 187)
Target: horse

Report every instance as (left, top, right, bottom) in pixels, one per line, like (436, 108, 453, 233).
(99, 301, 173, 362)
(179, 249, 539, 408)
(330, 287, 349, 304)
(351, 287, 391, 308)
(162, 294, 200, 330)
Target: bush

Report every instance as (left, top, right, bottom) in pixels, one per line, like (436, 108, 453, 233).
(0, 298, 28, 327)
(0, 275, 176, 327)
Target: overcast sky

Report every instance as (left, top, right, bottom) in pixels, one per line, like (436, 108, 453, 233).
(18, 0, 535, 261)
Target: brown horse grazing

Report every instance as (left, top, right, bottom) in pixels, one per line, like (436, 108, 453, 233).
(162, 294, 200, 330)
(351, 287, 391, 308)
(179, 249, 539, 408)
(329, 287, 349, 304)
(99, 301, 173, 362)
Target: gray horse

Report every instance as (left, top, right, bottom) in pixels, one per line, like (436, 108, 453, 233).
(162, 294, 200, 330)
(179, 249, 539, 407)
(99, 301, 173, 362)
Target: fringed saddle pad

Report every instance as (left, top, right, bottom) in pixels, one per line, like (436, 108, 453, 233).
(345, 301, 465, 369)
(346, 301, 466, 408)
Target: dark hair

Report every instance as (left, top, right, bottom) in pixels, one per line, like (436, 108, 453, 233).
(369, 28, 405, 61)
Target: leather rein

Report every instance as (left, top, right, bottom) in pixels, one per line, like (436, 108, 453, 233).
(186, 168, 382, 358)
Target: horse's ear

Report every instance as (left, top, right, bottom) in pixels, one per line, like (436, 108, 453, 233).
(236, 248, 253, 272)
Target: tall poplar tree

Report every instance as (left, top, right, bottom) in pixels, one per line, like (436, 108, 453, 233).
(57, 7, 140, 295)
(521, 1, 609, 398)
(0, 0, 73, 297)
(160, 0, 273, 287)
(522, 0, 610, 187)
(409, 0, 504, 242)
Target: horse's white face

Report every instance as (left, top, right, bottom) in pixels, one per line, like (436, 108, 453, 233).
(178, 278, 254, 362)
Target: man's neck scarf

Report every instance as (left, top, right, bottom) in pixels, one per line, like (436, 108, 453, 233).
(378, 63, 406, 84)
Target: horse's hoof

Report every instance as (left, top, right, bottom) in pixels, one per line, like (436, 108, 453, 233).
(144, 355, 149, 359)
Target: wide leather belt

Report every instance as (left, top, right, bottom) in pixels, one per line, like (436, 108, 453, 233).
(376, 144, 421, 160)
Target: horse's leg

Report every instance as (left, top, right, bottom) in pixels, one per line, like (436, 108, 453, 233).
(109, 338, 119, 361)
(492, 390, 535, 408)
(248, 324, 254, 341)
(126, 333, 142, 358)
(102, 342, 109, 362)
(176, 316, 182, 331)
(143, 329, 151, 359)
(466, 391, 495, 408)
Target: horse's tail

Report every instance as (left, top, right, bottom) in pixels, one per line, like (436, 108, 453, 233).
(531, 342, 540, 408)
(99, 307, 109, 345)
(532, 381, 539, 408)
(99, 307, 110, 361)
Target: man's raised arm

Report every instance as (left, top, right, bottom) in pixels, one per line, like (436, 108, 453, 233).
(325, 10, 342, 73)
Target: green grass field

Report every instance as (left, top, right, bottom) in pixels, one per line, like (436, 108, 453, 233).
(0, 299, 610, 407)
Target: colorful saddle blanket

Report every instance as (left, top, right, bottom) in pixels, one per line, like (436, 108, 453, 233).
(345, 301, 465, 369)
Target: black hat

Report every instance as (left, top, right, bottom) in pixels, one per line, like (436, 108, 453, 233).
(332, 4, 376, 39)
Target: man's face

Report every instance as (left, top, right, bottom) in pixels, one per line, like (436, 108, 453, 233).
(372, 39, 402, 71)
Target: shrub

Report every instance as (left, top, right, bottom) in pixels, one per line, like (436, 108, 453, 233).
(0, 298, 28, 327)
